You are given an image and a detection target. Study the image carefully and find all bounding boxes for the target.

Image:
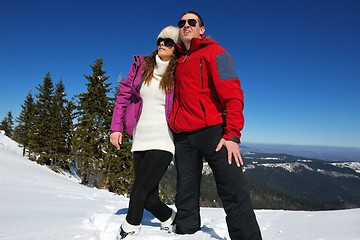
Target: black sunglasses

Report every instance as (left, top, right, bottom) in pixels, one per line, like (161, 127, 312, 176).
(157, 37, 175, 47)
(177, 19, 197, 28)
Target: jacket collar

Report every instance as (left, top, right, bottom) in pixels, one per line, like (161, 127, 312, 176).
(176, 35, 216, 55)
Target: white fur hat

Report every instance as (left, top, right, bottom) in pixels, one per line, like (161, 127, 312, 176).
(157, 25, 181, 44)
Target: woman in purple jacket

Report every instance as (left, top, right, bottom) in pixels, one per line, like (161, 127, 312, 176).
(110, 26, 180, 239)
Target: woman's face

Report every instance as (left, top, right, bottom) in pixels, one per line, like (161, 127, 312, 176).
(157, 39, 175, 61)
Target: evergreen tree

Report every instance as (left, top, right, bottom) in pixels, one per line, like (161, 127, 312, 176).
(49, 80, 74, 170)
(0, 111, 14, 138)
(71, 58, 114, 186)
(13, 92, 36, 158)
(101, 74, 134, 195)
(71, 58, 133, 194)
(30, 73, 55, 165)
(101, 132, 134, 195)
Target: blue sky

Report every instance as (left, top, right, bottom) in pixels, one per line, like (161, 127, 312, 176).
(1, 0, 359, 148)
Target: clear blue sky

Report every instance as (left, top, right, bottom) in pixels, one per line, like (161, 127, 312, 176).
(1, 0, 359, 148)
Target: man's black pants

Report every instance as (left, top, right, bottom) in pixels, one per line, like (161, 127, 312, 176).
(174, 124, 262, 240)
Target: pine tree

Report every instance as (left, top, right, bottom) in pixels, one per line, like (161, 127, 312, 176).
(13, 92, 36, 158)
(0, 111, 14, 138)
(71, 58, 133, 194)
(30, 73, 55, 165)
(101, 132, 134, 195)
(101, 74, 134, 195)
(49, 80, 74, 170)
(72, 58, 114, 186)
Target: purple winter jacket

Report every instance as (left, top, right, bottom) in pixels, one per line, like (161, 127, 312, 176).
(110, 55, 174, 135)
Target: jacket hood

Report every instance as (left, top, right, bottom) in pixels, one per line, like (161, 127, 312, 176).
(176, 35, 218, 55)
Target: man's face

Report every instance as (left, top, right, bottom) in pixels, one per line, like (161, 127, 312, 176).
(178, 13, 205, 44)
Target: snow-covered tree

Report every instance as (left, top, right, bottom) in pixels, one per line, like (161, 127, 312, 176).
(0, 111, 14, 138)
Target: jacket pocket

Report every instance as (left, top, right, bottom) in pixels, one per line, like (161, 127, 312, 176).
(124, 97, 140, 135)
(199, 98, 207, 125)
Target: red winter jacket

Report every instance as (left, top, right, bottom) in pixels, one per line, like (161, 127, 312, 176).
(168, 35, 244, 142)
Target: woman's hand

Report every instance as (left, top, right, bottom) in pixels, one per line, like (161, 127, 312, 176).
(110, 132, 123, 149)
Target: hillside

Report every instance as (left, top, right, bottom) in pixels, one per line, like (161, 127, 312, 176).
(1, 131, 360, 239)
(161, 151, 360, 210)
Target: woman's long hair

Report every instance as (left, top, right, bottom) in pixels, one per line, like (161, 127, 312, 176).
(142, 49, 179, 93)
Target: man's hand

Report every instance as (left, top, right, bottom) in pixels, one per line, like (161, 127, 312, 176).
(110, 132, 123, 149)
(215, 138, 243, 167)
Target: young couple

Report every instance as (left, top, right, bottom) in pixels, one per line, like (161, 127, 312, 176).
(110, 10, 262, 240)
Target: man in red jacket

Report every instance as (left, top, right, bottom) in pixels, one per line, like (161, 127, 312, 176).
(169, 11, 262, 240)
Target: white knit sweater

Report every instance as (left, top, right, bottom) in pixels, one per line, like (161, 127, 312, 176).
(131, 55, 175, 154)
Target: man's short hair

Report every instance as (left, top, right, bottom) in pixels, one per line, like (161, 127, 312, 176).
(182, 10, 204, 27)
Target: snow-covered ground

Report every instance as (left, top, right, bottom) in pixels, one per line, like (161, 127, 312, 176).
(1, 131, 360, 240)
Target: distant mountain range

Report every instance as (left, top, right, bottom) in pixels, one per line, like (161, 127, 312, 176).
(241, 150, 360, 210)
(242, 142, 360, 162)
(161, 147, 360, 211)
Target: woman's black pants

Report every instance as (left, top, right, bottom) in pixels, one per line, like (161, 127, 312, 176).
(126, 150, 173, 225)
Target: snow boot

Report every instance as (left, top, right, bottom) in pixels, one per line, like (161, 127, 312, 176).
(117, 219, 140, 239)
(117, 226, 133, 239)
(160, 209, 176, 233)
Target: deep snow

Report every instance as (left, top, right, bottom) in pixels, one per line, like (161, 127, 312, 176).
(0, 131, 359, 240)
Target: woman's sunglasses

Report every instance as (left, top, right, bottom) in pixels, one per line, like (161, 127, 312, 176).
(157, 37, 175, 47)
(177, 19, 197, 28)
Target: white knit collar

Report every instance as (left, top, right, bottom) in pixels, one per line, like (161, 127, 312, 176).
(154, 54, 170, 77)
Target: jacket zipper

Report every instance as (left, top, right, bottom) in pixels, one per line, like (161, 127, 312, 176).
(199, 58, 206, 120)
(200, 58, 204, 89)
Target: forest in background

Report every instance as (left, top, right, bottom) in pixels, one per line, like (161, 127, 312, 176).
(2, 58, 359, 211)
(1, 58, 134, 197)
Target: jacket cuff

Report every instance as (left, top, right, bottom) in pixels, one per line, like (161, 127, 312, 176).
(110, 126, 124, 133)
(223, 133, 241, 143)
(230, 136, 240, 143)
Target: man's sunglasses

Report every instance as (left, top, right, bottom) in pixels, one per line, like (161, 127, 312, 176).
(177, 19, 197, 28)
(157, 37, 175, 47)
